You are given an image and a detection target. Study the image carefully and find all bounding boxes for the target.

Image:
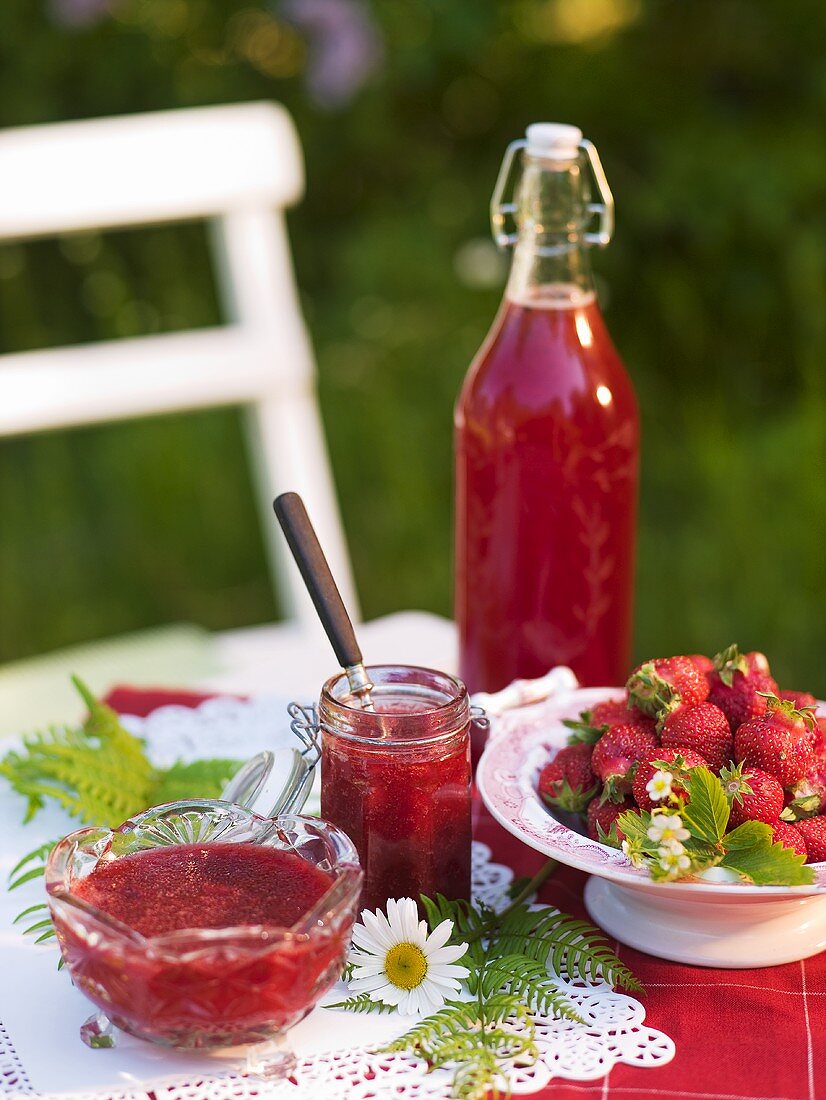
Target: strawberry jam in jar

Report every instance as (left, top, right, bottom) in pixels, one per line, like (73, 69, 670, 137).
(320, 664, 472, 912)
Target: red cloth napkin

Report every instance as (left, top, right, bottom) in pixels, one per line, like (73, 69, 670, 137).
(108, 686, 825, 1100)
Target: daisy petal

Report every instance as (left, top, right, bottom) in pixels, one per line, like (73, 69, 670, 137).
(426, 974, 462, 992)
(351, 925, 382, 953)
(426, 943, 469, 965)
(433, 959, 470, 976)
(348, 973, 393, 993)
(360, 908, 396, 950)
(348, 946, 381, 965)
(349, 961, 388, 979)
(376, 984, 405, 1006)
(424, 919, 453, 952)
(395, 898, 424, 945)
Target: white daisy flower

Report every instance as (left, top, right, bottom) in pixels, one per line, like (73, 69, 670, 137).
(647, 812, 689, 846)
(347, 897, 470, 1016)
(645, 769, 673, 802)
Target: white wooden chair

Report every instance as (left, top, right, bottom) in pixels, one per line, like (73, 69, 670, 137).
(0, 103, 455, 732)
(0, 101, 357, 628)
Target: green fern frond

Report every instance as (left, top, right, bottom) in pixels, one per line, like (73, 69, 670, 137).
(381, 890, 643, 1096)
(73, 676, 146, 766)
(9, 839, 58, 885)
(325, 994, 396, 1014)
(494, 905, 643, 993)
(23, 918, 55, 937)
(8, 845, 58, 944)
(452, 1057, 507, 1100)
(385, 996, 512, 1053)
(480, 955, 583, 1022)
(2, 700, 156, 828)
(151, 759, 241, 805)
(386, 997, 537, 1100)
(1, 679, 244, 833)
(13, 902, 49, 924)
(11, 741, 153, 826)
(420, 893, 487, 980)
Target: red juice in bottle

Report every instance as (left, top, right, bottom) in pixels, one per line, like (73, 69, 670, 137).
(455, 123, 639, 696)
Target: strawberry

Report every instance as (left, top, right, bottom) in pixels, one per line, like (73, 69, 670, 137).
(626, 656, 709, 720)
(706, 644, 778, 730)
(734, 697, 816, 788)
(720, 764, 784, 828)
(586, 795, 636, 843)
(795, 816, 826, 863)
(590, 721, 658, 798)
(782, 758, 826, 822)
(538, 744, 598, 812)
(770, 821, 808, 859)
(689, 654, 715, 674)
(780, 690, 818, 712)
(632, 747, 707, 811)
(660, 702, 733, 772)
(563, 697, 651, 745)
(813, 717, 826, 757)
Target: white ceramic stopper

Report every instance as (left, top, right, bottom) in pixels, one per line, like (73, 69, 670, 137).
(525, 122, 582, 160)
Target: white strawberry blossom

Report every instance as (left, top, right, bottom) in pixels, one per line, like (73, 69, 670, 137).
(647, 812, 689, 847)
(657, 844, 691, 879)
(645, 769, 673, 802)
(658, 835, 686, 854)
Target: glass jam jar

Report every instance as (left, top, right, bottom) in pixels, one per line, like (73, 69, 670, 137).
(320, 664, 472, 912)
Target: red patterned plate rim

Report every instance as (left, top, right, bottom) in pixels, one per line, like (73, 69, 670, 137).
(477, 686, 826, 894)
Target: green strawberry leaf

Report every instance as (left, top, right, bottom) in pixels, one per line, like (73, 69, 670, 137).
(562, 712, 608, 746)
(542, 778, 599, 814)
(713, 644, 747, 687)
(682, 767, 730, 845)
(718, 763, 755, 806)
(722, 820, 772, 849)
(615, 809, 650, 847)
(682, 836, 720, 861)
(599, 775, 630, 805)
(720, 839, 814, 886)
(596, 821, 622, 848)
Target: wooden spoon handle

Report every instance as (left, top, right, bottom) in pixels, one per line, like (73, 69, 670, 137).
(272, 492, 363, 670)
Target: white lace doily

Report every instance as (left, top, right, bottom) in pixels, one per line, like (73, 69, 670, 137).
(0, 695, 674, 1099)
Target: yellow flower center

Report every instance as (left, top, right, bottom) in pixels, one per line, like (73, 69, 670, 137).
(384, 942, 428, 990)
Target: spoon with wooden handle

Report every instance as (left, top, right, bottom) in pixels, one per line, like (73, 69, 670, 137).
(273, 492, 375, 711)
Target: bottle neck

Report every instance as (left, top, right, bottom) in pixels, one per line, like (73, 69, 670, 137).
(505, 152, 597, 309)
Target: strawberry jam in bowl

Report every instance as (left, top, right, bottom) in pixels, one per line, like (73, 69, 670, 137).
(45, 801, 362, 1049)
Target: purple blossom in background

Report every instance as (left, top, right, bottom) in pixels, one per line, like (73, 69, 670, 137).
(279, 0, 384, 109)
(47, 0, 115, 28)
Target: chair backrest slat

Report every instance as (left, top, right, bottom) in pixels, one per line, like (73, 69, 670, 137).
(0, 103, 304, 240)
(0, 103, 360, 626)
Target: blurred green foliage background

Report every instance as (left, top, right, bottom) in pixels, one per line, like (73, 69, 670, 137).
(0, 0, 824, 690)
